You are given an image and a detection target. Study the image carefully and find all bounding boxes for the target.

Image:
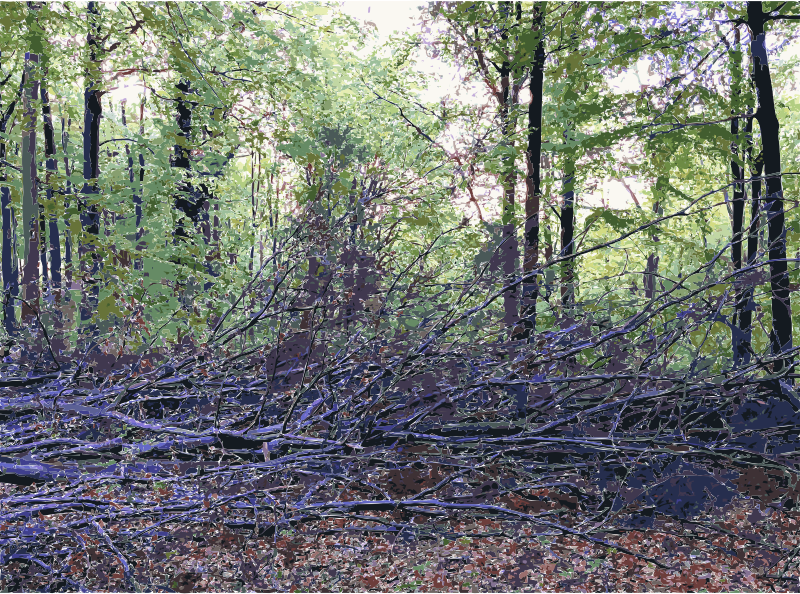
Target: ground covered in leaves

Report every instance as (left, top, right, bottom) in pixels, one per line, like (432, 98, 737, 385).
(4, 482, 800, 592)
(260, 508, 800, 592)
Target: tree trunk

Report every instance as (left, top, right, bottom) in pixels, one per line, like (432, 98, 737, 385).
(136, 100, 145, 270)
(21, 50, 40, 324)
(250, 152, 256, 274)
(644, 185, 660, 300)
(519, 1, 545, 340)
(748, 1, 792, 373)
(118, 99, 137, 270)
(39, 195, 48, 291)
(730, 27, 746, 364)
(62, 116, 74, 297)
(738, 113, 761, 366)
(499, 0, 519, 336)
(560, 152, 575, 309)
(173, 78, 214, 290)
(0, 58, 19, 336)
(173, 79, 202, 233)
(81, 1, 102, 323)
(41, 86, 61, 300)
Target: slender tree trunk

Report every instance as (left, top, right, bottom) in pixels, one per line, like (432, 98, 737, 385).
(103, 204, 112, 266)
(643, 175, 663, 299)
(173, 78, 194, 240)
(41, 86, 61, 301)
(250, 152, 256, 274)
(519, 1, 545, 340)
(0, 60, 20, 336)
(644, 186, 660, 300)
(748, 1, 792, 373)
(730, 27, 746, 363)
(135, 99, 145, 270)
(21, 50, 40, 324)
(119, 99, 136, 270)
(62, 116, 74, 297)
(258, 227, 264, 270)
(738, 113, 761, 366)
(39, 195, 48, 291)
(499, 0, 519, 336)
(172, 78, 205, 244)
(560, 152, 575, 309)
(747, 125, 761, 277)
(81, 1, 102, 324)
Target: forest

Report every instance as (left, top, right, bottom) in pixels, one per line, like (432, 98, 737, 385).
(1, 0, 800, 591)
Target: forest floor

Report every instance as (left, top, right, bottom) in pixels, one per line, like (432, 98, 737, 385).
(213, 502, 800, 592)
(1, 350, 798, 592)
(4, 479, 798, 592)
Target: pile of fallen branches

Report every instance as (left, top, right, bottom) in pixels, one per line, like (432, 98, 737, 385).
(2, 194, 800, 590)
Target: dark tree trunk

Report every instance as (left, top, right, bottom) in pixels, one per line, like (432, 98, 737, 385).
(738, 113, 761, 366)
(746, 121, 761, 272)
(250, 152, 256, 274)
(41, 86, 61, 298)
(21, 50, 40, 324)
(0, 60, 19, 336)
(730, 28, 746, 363)
(560, 153, 575, 309)
(748, 1, 792, 373)
(39, 198, 48, 289)
(135, 101, 145, 270)
(119, 99, 137, 269)
(173, 80, 205, 232)
(519, 1, 545, 340)
(644, 190, 660, 300)
(62, 116, 73, 296)
(498, 1, 519, 336)
(81, 1, 102, 323)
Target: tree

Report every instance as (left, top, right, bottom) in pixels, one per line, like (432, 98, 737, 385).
(80, 0, 102, 323)
(728, 25, 746, 364)
(738, 113, 762, 365)
(0, 53, 19, 336)
(519, 1, 545, 339)
(560, 138, 575, 309)
(433, 2, 528, 335)
(747, 1, 793, 374)
(498, 1, 522, 335)
(172, 79, 201, 242)
(41, 85, 61, 300)
(60, 114, 74, 299)
(20, 38, 40, 323)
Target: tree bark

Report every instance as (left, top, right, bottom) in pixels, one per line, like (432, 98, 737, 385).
(560, 152, 575, 309)
(250, 152, 256, 274)
(173, 79, 204, 232)
(41, 86, 61, 299)
(644, 175, 661, 300)
(21, 50, 40, 324)
(519, 1, 545, 340)
(136, 100, 145, 270)
(748, 1, 792, 373)
(0, 58, 19, 336)
(738, 113, 761, 366)
(39, 193, 48, 289)
(81, 1, 102, 323)
(730, 27, 746, 364)
(118, 99, 138, 270)
(61, 116, 74, 297)
(499, 0, 519, 336)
